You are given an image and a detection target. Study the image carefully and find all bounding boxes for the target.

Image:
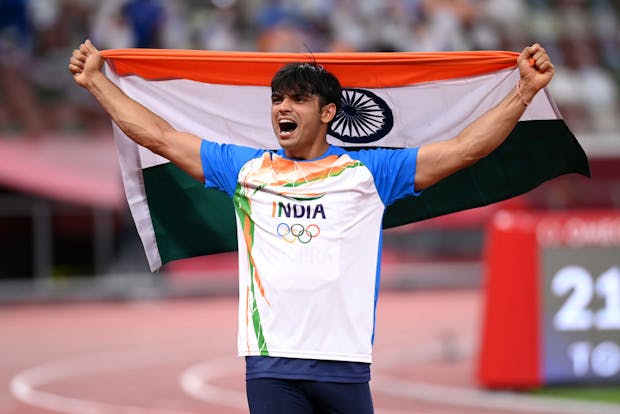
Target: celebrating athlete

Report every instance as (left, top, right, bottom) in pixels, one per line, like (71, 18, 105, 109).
(69, 39, 554, 413)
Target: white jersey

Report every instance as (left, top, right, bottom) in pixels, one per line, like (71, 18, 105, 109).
(201, 142, 420, 363)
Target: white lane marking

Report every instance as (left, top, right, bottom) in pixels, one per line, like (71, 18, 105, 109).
(374, 335, 476, 368)
(10, 345, 210, 414)
(180, 336, 620, 414)
(180, 356, 246, 409)
(12, 332, 619, 414)
(374, 335, 620, 414)
(179, 356, 417, 414)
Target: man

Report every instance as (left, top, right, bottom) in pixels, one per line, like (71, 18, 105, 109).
(69, 40, 553, 413)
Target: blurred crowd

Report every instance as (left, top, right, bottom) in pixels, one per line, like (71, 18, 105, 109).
(0, 0, 619, 137)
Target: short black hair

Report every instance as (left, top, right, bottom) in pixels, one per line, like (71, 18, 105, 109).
(271, 63, 342, 113)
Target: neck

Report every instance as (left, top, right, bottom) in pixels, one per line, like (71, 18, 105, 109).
(283, 140, 330, 160)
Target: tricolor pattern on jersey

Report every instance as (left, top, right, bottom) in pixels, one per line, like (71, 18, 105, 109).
(101, 49, 590, 271)
(225, 148, 389, 360)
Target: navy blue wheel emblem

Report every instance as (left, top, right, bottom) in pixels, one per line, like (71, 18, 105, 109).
(329, 88, 393, 144)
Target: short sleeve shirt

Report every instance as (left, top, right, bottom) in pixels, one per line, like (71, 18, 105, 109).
(201, 142, 420, 380)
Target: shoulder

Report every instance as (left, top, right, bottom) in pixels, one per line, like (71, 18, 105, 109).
(343, 146, 419, 166)
(201, 140, 266, 159)
(201, 141, 270, 172)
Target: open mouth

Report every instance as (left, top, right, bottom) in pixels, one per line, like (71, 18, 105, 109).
(279, 119, 298, 134)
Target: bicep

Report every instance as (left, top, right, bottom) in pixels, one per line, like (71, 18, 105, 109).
(415, 138, 473, 191)
(159, 130, 204, 182)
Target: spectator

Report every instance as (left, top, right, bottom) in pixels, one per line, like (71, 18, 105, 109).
(0, 0, 46, 136)
(121, 0, 165, 48)
(550, 38, 619, 134)
(0, 0, 618, 138)
(91, 0, 133, 50)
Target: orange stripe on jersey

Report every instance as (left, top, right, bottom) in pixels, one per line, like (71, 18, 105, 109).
(246, 154, 362, 189)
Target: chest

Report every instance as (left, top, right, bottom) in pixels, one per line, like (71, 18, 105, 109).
(234, 155, 384, 232)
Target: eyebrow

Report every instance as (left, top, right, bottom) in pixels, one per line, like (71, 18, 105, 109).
(271, 91, 313, 99)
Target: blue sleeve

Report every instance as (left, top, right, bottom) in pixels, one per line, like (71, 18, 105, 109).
(354, 147, 422, 206)
(200, 140, 264, 197)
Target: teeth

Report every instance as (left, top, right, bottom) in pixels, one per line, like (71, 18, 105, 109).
(278, 118, 297, 133)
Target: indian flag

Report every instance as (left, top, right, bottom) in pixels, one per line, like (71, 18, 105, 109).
(101, 49, 590, 272)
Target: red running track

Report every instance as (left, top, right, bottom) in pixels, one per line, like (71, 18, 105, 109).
(1, 289, 617, 414)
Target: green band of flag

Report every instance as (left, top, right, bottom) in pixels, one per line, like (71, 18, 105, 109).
(105, 49, 590, 271)
(143, 119, 589, 265)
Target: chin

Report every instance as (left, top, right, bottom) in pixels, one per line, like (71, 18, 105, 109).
(277, 137, 296, 148)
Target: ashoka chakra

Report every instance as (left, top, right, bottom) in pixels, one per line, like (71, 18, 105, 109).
(329, 88, 393, 144)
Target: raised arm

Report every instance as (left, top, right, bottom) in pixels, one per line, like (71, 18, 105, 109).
(414, 43, 555, 191)
(68, 40, 204, 182)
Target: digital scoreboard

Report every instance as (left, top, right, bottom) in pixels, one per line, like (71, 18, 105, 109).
(478, 210, 620, 388)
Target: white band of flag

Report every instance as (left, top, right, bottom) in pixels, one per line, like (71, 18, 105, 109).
(103, 49, 589, 271)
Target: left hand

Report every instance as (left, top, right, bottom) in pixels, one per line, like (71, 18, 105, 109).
(517, 43, 555, 103)
(69, 39, 104, 89)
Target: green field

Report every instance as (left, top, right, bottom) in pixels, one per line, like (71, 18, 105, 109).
(532, 386, 620, 404)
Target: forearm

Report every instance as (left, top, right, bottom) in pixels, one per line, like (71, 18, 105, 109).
(454, 84, 527, 163)
(69, 40, 205, 181)
(85, 71, 174, 152)
(415, 43, 553, 191)
(415, 82, 536, 190)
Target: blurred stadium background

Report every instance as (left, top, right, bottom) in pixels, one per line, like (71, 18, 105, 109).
(1, 0, 620, 412)
(0, 0, 618, 298)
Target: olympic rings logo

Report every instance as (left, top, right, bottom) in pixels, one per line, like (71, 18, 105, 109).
(276, 223, 320, 244)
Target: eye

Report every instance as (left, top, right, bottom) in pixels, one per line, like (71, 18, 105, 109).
(271, 95, 282, 104)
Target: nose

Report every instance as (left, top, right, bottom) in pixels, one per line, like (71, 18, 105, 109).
(278, 96, 293, 112)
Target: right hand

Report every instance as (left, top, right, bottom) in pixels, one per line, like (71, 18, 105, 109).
(516, 43, 555, 103)
(68, 39, 104, 88)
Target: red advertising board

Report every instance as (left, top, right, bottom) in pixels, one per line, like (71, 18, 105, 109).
(478, 210, 620, 388)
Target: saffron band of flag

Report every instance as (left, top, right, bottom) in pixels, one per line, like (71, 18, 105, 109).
(101, 49, 590, 272)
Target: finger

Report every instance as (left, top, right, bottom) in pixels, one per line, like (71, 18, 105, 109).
(534, 55, 551, 71)
(69, 56, 84, 69)
(527, 46, 549, 70)
(68, 63, 82, 75)
(535, 55, 549, 68)
(521, 44, 538, 67)
(532, 47, 547, 62)
(84, 39, 99, 54)
(72, 49, 86, 63)
(537, 59, 554, 73)
(78, 42, 90, 55)
(523, 43, 540, 58)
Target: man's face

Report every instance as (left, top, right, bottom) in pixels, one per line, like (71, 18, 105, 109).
(271, 92, 334, 159)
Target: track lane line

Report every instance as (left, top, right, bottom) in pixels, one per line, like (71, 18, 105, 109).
(10, 344, 213, 414)
(374, 335, 620, 414)
(179, 356, 422, 414)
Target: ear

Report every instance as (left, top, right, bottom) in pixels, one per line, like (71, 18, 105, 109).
(320, 103, 337, 124)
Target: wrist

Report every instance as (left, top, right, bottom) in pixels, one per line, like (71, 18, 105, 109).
(517, 80, 536, 106)
(83, 70, 107, 91)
